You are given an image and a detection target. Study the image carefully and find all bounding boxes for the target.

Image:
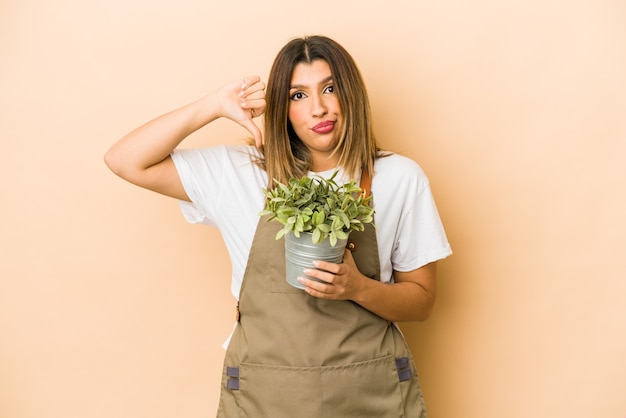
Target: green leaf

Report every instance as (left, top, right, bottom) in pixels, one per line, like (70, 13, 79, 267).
(312, 228, 322, 244)
(277, 181, 291, 195)
(295, 215, 304, 232)
(316, 224, 330, 233)
(337, 210, 350, 228)
(335, 230, 348, 240)
(275, 228, 287, 240)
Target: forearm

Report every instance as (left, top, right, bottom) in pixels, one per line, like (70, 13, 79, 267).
(104, 92, 221, 179)
(300, 258, 438, 322)
(352, 277, 436, 322)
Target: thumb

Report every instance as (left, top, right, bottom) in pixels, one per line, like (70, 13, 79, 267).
(239, 117, 263, 148)
(343, 248, 356, 266)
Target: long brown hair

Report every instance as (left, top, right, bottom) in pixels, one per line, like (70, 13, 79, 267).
(259, 35, 379, 188)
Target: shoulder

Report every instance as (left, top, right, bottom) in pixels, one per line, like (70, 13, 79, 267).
(375, 152, 424, 171)
(373, 152, 429, 191)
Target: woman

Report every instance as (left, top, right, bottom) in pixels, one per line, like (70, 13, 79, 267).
(105, 35, 451, 417)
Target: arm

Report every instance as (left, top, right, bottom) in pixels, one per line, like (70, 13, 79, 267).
(297, 251, 437, 322)
(104, 76, 266, 200)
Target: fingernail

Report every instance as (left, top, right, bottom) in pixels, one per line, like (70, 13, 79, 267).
(302, 269, 312, 275)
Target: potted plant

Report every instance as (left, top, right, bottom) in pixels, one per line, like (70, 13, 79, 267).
(259, 171, 375, 289)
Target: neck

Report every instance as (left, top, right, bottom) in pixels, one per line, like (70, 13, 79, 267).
(310, 154, 339, 172)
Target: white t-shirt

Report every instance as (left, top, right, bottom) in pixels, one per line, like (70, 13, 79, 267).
(171, 145, 452, 299)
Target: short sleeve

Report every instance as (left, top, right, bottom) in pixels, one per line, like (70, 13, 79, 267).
(170, 146, 239, 227)
(170, 150, 214, 226)
(371, 154, 451, 277)
(391, 181, 452, 272)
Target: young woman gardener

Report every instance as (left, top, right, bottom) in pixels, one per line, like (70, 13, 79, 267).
(105, 35, 451, 417)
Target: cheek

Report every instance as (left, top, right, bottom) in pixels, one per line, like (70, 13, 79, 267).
(288, 106, 301, 125)
(331, 97, 342, 115)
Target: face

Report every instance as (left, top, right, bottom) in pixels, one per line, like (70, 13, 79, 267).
(288, 59, 343, 171)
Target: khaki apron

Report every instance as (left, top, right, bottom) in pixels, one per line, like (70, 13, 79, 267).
(217, 173, 427, 417)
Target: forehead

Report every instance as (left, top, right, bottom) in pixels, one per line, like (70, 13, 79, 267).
(290, 60, 332, 87)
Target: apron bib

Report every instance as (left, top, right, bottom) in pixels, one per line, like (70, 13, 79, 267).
(217, 173, 427, 417)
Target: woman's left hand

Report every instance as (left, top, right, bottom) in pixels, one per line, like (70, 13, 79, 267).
(297, 250, 366, 300)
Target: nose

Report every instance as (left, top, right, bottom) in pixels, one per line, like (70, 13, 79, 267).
(310, 93, 328, 117)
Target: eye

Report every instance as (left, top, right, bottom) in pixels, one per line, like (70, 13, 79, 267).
(323, 85, 335, 94)
(290, 91, 307, 101)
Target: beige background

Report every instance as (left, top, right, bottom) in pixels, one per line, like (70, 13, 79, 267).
(1, 0, 625, 417)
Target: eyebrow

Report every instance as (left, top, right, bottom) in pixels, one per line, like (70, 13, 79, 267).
(289, 75, 334, 91)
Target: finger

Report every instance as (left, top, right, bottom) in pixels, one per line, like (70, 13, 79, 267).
(312, 259, 341, 274)
(241, 89, 266, 103)
(238, 118, 263, 147)
(342, 249, 357, 268)
(241, 81, 265, 97)
(303, 268, 336, 285)
(241, 96, 266, 111)
(240, 85, 266, 108)
(241, 75, 261, 90)
(298, 276, 334, 295)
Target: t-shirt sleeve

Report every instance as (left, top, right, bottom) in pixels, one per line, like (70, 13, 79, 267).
(170, 146, 228, 227)
(393, 183, 452, 272)
(388, 160, 452, 272)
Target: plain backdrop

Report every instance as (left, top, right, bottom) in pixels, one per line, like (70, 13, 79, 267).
(1, 0, 625, 417)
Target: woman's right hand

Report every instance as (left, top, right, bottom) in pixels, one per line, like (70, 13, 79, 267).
(216, 76, 266, 147)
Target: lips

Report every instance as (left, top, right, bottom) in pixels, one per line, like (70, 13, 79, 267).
(311, 120, 335, 134)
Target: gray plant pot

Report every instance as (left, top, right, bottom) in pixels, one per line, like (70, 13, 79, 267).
(284, 231, 348, 289)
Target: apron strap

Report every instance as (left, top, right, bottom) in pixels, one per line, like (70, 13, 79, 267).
(360, 169, 372, 198)
(347, 169, 372, 254)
